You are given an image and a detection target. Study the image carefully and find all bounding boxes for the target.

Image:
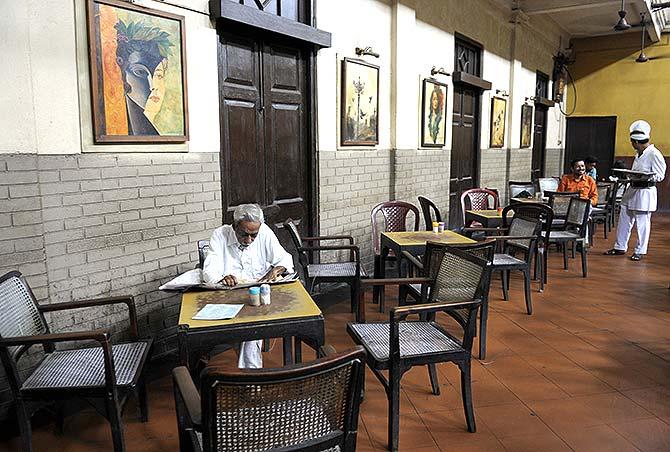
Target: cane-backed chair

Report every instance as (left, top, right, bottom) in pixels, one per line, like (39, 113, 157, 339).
(590, 183, 613, 241)
(460, 188, 500, 227)
(490, 213, 542, 315)
(508, 181, 536, 200)
(284, 219, 366, 321)
(173, 346, 366, 452)
(197, 240, 210, 269)
(546, 190, 579, 230)
(543, 197, 591, 277)
(418, 196, 443, 231)
(0, 271, 152, 452)
(371, 201, 420, 306)
(400, 241, 495, 359)
(536, 177, 560, 197)
(347, 244, 493, 451)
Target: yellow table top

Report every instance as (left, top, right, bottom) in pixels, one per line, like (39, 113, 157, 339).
(383, 230, 475, 246)
(178, 281, 322, 329)
(466, 209, 502, 218)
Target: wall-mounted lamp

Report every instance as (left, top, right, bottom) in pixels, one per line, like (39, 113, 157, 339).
(495, 89, 509, 97)
(355, 46, 379, 58)
(430, 66, 451, 77)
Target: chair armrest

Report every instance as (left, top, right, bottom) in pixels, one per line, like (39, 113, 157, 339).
(361, 277, 432, 287)
(401, 251, 424, 272)
(302, 235, 354, 244)
(172, 366, 202, 428)
(0, 329, 110, 347)
(486, 235, 538, 241)
(299, 245, 361, 266)
(463, 227, 507, 233)
(391, 300, 481, 320)
(38, 296, 138, 340)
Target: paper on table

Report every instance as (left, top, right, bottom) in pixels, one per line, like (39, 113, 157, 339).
(192, 303, 244, 320)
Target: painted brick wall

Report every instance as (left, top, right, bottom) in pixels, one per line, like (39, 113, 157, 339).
(545, 148, 564, 178)
(0, 152, 221, 417)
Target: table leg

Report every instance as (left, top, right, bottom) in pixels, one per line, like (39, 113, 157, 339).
(283, 336, 294, 366)
(294, 337, 303, 363)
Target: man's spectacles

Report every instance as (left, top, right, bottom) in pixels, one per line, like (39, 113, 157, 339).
(234, 227, 259, 239)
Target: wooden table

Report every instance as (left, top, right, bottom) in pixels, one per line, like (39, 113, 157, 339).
(177, 281, 325, 370)
(465, 209, 503, 228)
(510, 197, 548, 204)
(380, 230, 475, 279)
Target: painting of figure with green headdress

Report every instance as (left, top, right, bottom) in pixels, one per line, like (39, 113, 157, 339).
(87, 0, 188, 143)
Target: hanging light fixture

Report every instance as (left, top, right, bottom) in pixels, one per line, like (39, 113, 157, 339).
(636, 14, 649, 62)
(614, 0, 631, 30)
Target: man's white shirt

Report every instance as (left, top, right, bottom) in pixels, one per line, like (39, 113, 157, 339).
(202, 223, 294, 285)
(622, 144, 667, 212)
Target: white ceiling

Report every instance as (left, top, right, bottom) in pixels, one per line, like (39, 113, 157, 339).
(491, 0, 667, 41)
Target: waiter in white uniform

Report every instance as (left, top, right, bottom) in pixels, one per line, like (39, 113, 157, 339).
(605, 120, 667, 261)
(203, 204, 294, 367)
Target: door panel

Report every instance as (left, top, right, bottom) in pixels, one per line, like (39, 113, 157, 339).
(449, 85, 479, 228)
(531, 106, 547, 180)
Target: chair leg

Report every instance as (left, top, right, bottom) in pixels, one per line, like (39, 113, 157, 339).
(56, 402, 65, 435)
(106, 395, 126, 452)
(373, 256, 381, 304)
(523, 269, 532, 315)
(580, 243, 588, 278)
(428, 364, 440, 395)
(562, 243, 568, 269)
(349, 282, 356, 314)
(16, 399, 33, 452)
(138, 375, 149, 422)
(501, 271, 509, 301)
(387, 370, 401, 452)
(479, 299, 488, 360)
(458, 360, 476, 433)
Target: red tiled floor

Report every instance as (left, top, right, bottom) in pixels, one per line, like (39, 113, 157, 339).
(0, 214, 669, 451)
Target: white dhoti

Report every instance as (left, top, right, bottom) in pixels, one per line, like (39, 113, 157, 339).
(236, 339, 263, 368)
(614, 205, 652, 255)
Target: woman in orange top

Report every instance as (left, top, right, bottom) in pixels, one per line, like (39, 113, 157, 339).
(558, 159, 598, 205)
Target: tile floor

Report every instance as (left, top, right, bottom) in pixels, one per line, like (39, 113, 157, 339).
(1, 215, 669, 451)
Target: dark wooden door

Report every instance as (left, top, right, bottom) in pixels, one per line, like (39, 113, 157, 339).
(531, 105, 547, 180)
(449, 85, 479, 228)
(565, 116, 617, 181)
(218, 30, 311, 235)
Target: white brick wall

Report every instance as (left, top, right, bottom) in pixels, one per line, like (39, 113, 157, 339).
(0, 153, 221, 417)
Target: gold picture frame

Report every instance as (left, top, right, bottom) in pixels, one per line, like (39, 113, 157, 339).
(490, 96, 506, 148)
(421, 78, 448, 147)
(520, 104, 533, 148)
(341, 58, 379, 146)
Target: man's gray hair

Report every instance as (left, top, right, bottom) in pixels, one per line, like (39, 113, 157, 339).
(233, 204, 264, 225)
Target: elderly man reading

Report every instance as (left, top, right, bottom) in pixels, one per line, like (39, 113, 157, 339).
(202, 204, 294, 368)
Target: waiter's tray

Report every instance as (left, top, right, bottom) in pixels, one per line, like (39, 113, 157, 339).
(612, 168, 654, 177)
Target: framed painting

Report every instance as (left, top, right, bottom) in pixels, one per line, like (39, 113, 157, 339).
(520, 104, 533, 148)
(490, 96, 506, 148)
(341, 58, 379, 146)
(421, 78, 448, 147)
(86, 0, 188, 143)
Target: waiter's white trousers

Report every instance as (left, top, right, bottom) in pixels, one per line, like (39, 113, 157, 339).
(614, 205, 652, 255)
(236, 339, 263, 368)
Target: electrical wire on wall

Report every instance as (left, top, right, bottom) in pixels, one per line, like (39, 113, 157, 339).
(558, 66, 577, 116)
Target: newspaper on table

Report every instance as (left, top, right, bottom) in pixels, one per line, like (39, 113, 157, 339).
(192, 303, 244, 320)
(159, 268, 299, 291)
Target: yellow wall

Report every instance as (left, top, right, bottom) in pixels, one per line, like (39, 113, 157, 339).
(570, 32, 670, 156)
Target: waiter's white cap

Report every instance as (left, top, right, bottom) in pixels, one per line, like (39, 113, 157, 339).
(630, 120, 651, 141)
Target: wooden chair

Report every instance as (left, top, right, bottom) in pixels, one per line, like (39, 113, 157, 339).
(590, 183, 613, 242)
(536, 177, 559, 197)
(460, 188, 499, 227)
(543, 197, 591, 277)
(371, 201, 420, 308)
(508, 181, 536, 200)
(284, 219, 366, 321)
(489, 213, 542, 315)
(399, 241, 494, 359)
(417, 196, 442, 231)
(546, 190, 579, 230)
(347, 244, 493, 451)
(173, 346, 366, 452)
(196, 239, 210, 269)
(0, 271, 152, 452)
